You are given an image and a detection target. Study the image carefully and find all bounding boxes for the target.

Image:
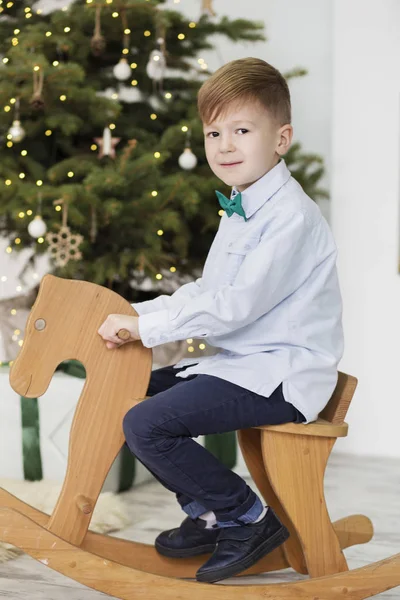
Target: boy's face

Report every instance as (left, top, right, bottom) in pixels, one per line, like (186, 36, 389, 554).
(203, 100, 292, 192)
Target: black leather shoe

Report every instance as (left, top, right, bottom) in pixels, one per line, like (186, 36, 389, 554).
(155, 516, 220, 558)
(195, 507, 289, 583)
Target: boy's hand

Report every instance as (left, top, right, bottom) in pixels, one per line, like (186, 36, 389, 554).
(98, 314, 141, 349)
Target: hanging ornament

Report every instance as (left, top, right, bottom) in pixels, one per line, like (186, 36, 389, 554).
(8, 119, 25, 143)
(8, 99, 25, 142)
(93, 126, 121, 159)
(178, 128, 198, 170)
(179, 147, 198, 170)
(113, 57, 131, 81)
(146, 19, 167, 94)
(201, 0, 216, 17)
(146, 48, 166, 82)
(90, 6, 106, 56)
(28, 215, 47, 238)
(28, 193, 47, 238)
(9, 120, 26, 143)
(45, 199, 83, 268)
(112, 9, 132, 80)
(30, 68, 45, 110)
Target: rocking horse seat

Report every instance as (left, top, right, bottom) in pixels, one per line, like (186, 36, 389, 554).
(258, 418, 348, 438)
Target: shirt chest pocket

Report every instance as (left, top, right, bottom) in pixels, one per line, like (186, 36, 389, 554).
(222, 236, 259, 284)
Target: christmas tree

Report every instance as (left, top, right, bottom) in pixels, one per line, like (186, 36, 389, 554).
(0, 0, 327, 302)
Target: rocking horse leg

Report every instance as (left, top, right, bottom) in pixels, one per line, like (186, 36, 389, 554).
(0, 507, 399, 600)
(261, 430, 348, 578)
(237, 428, 308, 574)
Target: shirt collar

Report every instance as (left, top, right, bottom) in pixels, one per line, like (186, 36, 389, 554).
(231, 159, 291, 220)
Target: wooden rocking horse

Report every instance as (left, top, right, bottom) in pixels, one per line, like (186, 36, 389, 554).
(0, 273, 399, 599)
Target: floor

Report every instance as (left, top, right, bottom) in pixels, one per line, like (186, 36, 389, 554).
(0, 452, 399, 599)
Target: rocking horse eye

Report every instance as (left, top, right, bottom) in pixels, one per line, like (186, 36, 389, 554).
(34, 318, 47, 331)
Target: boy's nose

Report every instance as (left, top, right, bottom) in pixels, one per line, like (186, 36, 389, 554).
(219, 138, 235, 153)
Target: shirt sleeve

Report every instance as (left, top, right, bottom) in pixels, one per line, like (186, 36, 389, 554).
(131, 278, 203, 316)
(138, 210, 319, 348)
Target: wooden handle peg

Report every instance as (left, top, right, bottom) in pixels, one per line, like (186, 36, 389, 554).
(117, 328, 131, 341)
(76, 495, 93, 515)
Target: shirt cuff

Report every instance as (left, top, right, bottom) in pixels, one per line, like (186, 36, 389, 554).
(138, 310, 172, 348)
(131, 302, 141, 315)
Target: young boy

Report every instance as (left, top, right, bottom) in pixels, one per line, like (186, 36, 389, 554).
(98, 57, 344, 583)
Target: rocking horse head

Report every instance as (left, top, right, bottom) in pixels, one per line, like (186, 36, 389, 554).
(9, 274, 145, 398)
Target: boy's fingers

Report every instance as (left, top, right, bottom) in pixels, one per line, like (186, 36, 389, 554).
(106, 341, 119, 349)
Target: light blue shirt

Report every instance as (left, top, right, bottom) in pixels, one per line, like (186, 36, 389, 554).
(132, 160, 344, 423)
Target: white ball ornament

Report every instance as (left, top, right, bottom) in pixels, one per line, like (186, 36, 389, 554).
(113, 58, 132, 81)
(28, 215, 47, 238)
(8, 119, 26, 143)
(178, 147, 198, 170)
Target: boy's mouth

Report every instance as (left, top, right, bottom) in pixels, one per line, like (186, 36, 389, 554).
(220, 162, 242, 167)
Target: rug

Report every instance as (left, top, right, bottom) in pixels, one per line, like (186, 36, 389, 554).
(0, 479, 131, 562)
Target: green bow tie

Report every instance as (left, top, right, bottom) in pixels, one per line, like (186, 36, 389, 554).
(215, 190, 248, 221)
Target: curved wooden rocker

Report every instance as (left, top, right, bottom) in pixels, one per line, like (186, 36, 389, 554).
(0, 273, 398, 599)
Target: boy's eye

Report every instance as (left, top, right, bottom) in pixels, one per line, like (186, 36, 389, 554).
(206, 131, 219, 138)
(237, 128, 249, 135)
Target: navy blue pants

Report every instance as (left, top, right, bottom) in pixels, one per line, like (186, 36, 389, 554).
(123, 364, 305, 527)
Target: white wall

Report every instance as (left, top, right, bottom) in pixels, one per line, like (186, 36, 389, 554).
(175, 0, 333, 194)
(331, 0, 400, 458)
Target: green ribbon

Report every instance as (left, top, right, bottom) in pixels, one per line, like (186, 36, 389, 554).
(20, 396, 43, 481)
(7, 360, 236, 490)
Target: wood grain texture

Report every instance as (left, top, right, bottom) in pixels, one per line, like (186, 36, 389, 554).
(257, 418, 348, 437)
(319, 372, 358, 424)
(262, 431, 348, 577)
(9, 275, 152, 547)
(237, 428, 308, 574)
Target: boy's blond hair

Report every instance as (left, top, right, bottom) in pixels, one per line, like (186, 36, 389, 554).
(198, 57, 291, 126)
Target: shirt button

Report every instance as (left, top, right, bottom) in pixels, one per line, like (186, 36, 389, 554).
(148, 337, 155, 344)
(160, 335, 167, 342)
(244, 244, 251, 250)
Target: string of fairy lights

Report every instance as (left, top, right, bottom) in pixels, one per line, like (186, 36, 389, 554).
(0, 0, 219, 358)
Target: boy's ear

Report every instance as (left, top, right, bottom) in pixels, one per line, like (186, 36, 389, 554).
(276, 124, 293, 156)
